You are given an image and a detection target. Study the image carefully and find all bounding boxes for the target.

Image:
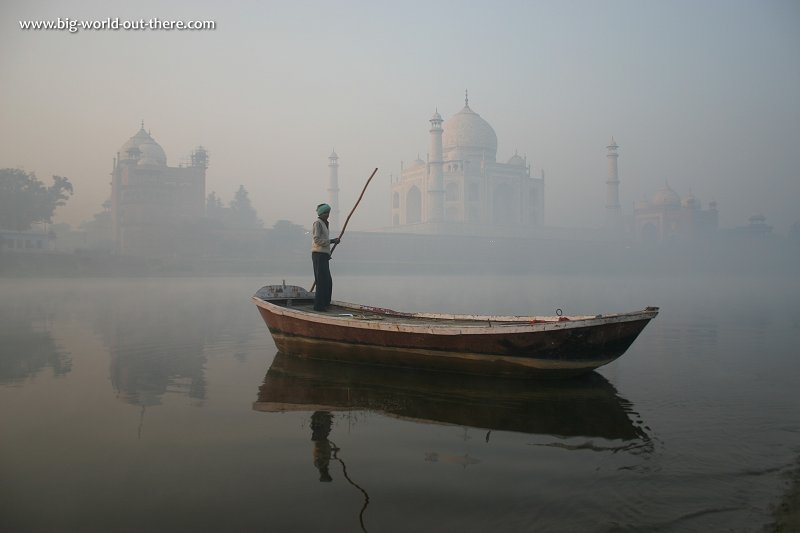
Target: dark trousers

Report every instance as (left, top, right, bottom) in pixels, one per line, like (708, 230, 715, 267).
(312, 252, 332, 310)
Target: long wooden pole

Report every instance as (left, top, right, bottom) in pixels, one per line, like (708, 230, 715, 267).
(311, 167, 378, 292)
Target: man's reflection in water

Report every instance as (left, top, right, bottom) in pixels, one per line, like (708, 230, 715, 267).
(309, 411, 370, 531)
(311, 411, 335, 482)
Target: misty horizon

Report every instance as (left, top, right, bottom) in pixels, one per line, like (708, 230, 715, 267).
(2, 0, 798, 234)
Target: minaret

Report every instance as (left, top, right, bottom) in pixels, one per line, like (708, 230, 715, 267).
(427, 109, 444, 223)
(605, 137, 621, 229)
(327, 151, 340, 231)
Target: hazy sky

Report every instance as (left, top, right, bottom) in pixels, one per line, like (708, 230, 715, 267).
(2, 0, 798, 232)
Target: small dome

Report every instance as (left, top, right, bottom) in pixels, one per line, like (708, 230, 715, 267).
(442, 102, 497, 162)
(652, 184, 681, 207)
(682, 194, 699, 209)
(119, 125, 166, 165)
(507, 152, 525, 166)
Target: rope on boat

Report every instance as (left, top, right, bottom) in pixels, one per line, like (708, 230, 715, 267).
(337, 313, 384, 320)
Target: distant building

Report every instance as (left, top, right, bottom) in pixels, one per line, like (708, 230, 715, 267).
(327, 151, 341, 232)
(725, 214, 773, 238)
(605, 138, 622, 230)
(0, 229, 53, 253)
(389, 93, 544, 235)
(327, 99, 729, 245)
(111, 124, 208, 256)
(634, 184, 718, 242)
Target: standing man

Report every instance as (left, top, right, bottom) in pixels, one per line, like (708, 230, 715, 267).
(311, 203, 340, 311)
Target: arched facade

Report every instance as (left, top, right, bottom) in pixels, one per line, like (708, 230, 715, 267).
(492, 183, 515, 225)
(406, 186, 422, 224)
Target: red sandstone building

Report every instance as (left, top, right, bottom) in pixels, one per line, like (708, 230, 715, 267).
(111, 125, 208, 256)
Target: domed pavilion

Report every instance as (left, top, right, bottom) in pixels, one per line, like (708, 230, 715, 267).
(111, 124, 208, 255)
(633, 183, 718, 242)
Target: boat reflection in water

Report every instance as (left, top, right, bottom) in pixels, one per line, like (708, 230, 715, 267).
(254, 351, 649, 441)
(254, 352, 651, 532)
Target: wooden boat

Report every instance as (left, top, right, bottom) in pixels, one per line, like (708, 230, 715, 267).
(252, 284, 659, 378)
(254, 352, 649, 441)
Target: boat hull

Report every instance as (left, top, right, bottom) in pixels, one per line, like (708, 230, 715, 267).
(253, 285, 658, 378)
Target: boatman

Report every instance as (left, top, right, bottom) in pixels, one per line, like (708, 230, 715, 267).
(311, 203, 340, 311)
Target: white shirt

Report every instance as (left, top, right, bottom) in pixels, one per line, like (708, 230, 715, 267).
(311, 218, 332, 254)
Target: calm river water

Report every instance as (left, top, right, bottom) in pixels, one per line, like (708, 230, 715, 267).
(1, 273, 798, 532)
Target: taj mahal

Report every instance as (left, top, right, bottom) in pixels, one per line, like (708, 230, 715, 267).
(386, 92, 544, 235)
(310, 92, 548, 237)
(104, 95, 719, 259)
(325, 92, 718, 242)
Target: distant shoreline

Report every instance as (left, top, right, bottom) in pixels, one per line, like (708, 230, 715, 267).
(2, 230, 799, 278)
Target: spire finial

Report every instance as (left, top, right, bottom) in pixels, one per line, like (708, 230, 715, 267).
(465, 89, 469, 107)
(140, 120, 144, 130)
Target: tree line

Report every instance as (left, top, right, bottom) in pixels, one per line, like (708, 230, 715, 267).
(0, 168, 73, 231)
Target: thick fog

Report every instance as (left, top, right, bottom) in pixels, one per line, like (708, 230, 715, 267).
(1, 0, 799, 234)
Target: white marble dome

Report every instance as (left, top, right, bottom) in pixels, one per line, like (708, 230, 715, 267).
(442, 103, 497, 162)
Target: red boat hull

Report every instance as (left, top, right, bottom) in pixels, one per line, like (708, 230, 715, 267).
(253, 287, 657, 378)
